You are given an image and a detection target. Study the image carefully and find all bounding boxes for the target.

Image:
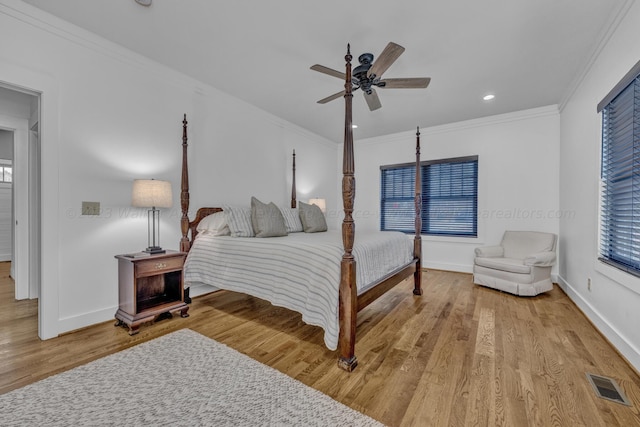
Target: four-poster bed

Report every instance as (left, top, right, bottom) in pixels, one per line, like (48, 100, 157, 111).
(179, 45, 423, 371)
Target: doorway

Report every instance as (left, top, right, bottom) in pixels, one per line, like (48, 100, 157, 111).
(0, 85, 41, 307)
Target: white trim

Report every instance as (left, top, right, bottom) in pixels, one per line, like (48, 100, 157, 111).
(0, 0, 340, 155)
(556, 274, 640, 372)
(0, 0, 198, 95)
(594, 259, 640, 296)
(0, 59, 60, 340)
(57, 306, 117, 333)
(593, 73, 640, 297)
(359, 105, 560, 146)
(558, 0, 636, 111)
(425, 261, 473, 274)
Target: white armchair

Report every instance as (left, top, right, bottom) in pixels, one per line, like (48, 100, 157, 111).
(473, 231, 557, 296)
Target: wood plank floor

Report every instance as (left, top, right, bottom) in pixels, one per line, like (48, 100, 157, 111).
(1, 261, 640, 426)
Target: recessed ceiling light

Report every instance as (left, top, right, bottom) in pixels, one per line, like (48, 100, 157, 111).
(483, 94, 495, 101)
(352, 124, 358, 129)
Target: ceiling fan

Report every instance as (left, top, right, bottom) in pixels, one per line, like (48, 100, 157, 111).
(311, 42, 431, 111)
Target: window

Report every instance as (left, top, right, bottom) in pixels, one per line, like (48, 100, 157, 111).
(0, 164, 11, 183)
(598, 63, 640, 276)
(380, 156, 478, 237)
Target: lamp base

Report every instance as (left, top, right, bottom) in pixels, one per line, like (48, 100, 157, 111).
(144, 246, 166, 254)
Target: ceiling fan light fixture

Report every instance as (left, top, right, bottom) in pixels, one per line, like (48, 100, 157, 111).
(483, 94, 495, 101)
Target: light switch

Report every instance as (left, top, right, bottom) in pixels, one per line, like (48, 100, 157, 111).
(82, 201, 100, 216)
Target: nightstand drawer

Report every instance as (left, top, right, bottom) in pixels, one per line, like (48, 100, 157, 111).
(136, 255, 185, 277)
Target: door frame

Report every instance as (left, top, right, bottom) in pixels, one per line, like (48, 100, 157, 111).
(0, 59, 60, 340)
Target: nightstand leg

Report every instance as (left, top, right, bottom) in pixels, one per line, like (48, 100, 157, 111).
(180, 307, 190, 318)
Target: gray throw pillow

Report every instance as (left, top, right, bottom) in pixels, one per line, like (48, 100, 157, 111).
(251, 197, 288, 237)
(299, 201, 328, 233)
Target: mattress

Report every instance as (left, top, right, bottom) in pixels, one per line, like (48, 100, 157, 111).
(184, 230, 413, 350)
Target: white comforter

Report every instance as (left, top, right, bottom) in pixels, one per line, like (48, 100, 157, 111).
(184, 230, 413, 350)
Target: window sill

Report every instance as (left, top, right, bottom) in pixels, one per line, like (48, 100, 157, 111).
(594, 259, 640, 296)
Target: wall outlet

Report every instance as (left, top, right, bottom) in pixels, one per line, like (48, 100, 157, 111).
(81, 201, 100, 216)
(587, 277, 591, 291)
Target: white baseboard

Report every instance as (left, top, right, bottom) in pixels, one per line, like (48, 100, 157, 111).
(56, 306, 117, 336)
(557, 274, 640, 373)
(54, 285, 220, 336)
(424, 261, 473, 274)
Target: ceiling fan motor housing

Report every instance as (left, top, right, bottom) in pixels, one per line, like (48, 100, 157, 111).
(353, 53, 375, 94)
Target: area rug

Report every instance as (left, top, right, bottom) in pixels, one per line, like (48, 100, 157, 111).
(0, 329, 383, 426)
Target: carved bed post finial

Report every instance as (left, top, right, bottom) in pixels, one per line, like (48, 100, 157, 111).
(291, 149, 297, 208)
(413, 126, 423, 295)
(180, 114, 191, 253)
(338, 42, 358, 372)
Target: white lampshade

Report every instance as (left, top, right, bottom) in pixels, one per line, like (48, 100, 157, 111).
(132, 179, 173, 208)
(309, 198, 326, 213)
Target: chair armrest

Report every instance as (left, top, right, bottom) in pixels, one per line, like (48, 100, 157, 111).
(524, 251, 556, 267)
(474, 245, 504, 258)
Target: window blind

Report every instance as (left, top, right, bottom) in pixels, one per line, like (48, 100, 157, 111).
(380, 164, 416, 232)
(381, 156, 478, 237)
(600, 75, 640, 276)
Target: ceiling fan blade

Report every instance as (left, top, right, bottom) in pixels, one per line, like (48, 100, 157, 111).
(310, 64, 346, 80)
(367, 42, 405, 79)
(317, 90, 346, 104)
(363, 89, 382, 111)
(380, 77, 431, 89)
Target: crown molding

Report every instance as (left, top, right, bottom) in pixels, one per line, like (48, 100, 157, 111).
(558, 0, 636, 112)
(359, 105, 560, 146)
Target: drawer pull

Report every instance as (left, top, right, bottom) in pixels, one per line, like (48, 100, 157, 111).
(155, 262, 167, 269)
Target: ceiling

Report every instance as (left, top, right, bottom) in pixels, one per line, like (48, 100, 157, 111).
(21, 0, 628, 142)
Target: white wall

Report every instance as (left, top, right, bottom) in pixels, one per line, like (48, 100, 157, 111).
(559, 1, 640, 371)
(350, 106, 561, 273)
(0, 1, 338, 336)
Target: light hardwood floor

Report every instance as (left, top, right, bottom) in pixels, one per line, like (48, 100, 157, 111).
(1, 261, 640, 426)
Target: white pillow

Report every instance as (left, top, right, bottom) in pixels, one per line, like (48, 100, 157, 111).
(196, 212, 230, 236)
(279, 206, 303, 233)
(223, 206, 255, 237)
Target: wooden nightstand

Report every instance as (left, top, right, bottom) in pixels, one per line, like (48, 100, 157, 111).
(114, 250, 189, 335)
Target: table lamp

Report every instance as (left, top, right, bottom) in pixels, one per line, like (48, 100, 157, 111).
(132, 179, 172, 254)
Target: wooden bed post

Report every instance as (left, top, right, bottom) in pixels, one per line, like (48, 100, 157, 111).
(338, 44, 358, 372)
(180, 114, 191, 253)
(291, 149, 297, 208)
(414, 127, 423, 295)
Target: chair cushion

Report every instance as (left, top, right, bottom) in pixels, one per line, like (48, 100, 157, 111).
(474, 257, 532, 274)
(501, 231, 556, 259)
